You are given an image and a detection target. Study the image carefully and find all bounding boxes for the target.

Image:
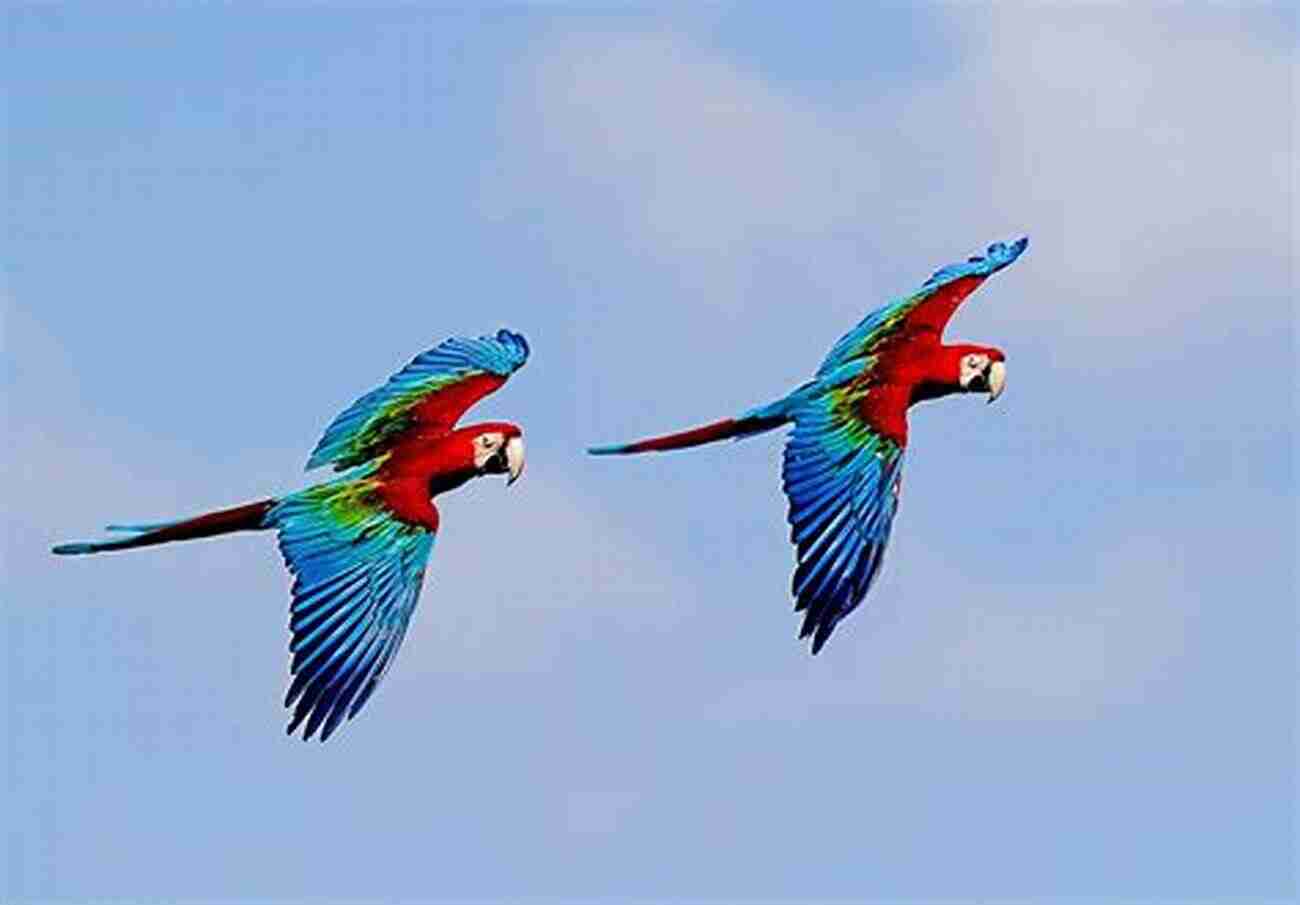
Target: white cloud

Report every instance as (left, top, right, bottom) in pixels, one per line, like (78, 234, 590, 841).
(941, 10, 1292, 336)
(920, 536, 1191, 721)
(709, 527, 1195, 725)
(483, 31, 883, 308)
(487, 13, 1291, 343)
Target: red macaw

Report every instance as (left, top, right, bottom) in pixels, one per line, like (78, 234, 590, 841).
(590, 239, 1027, 653)
(54, 330, 530, 742)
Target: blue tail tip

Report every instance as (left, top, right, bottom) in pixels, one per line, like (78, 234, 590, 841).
(52, 542, 97, 556)
(105, 522, 169, 534)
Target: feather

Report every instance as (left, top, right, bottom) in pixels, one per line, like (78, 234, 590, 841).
(266, 467, 436, 742)
(780, 385, 905, 654)
(308, 328, 529, 471)
(818, 237, 1027, 377)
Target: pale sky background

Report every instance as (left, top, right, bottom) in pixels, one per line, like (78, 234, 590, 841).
(5, 4, 1295, 903)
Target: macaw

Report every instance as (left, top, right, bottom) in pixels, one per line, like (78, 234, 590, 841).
(54, 329, 530, 742)
(590, 238, 1027, 654)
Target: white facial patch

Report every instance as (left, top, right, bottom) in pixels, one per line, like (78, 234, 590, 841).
(959, 353, 991, 390)
(473, 432, 505, 470)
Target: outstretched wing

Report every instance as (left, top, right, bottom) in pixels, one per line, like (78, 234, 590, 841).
(781, 380, 905, 654)
(308, 329, 530, 471)
(266, 471, 436, 742)
(818, 237, 1027, 376)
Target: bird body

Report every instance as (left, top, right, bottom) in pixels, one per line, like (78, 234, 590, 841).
(54, 329, 530, 741)
(590, 238, 1027, 652)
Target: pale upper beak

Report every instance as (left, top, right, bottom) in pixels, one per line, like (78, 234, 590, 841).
(504, 435, 525, 486)
(986, 360, 1006, 404)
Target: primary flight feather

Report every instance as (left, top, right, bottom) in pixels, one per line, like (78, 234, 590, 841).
(54, 329, 530, 742)
(590, 238, 1027, 653)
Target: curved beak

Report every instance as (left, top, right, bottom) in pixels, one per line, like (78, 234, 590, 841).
(986, 360, 1006, 404)
(504, 436, 525, 486)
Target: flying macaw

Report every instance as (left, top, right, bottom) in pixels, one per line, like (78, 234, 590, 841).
(54, 329, 530, 742)
(590, 238, 1027, 654)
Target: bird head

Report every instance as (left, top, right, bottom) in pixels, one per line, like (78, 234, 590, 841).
(469, 422, 526, 485)
(953, 345, 1007, 403)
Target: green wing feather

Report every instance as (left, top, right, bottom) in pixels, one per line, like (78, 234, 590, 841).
(267, 466, 436, 742)
(818, 238, 1027, 377)
(308, 329, 529, 471)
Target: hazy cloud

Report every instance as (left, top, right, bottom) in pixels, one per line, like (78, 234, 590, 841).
(490, 11, 1290, 344)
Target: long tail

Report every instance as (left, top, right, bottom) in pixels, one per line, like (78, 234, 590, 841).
(588, 392, 801, 456)
(52, 499, 276, 555)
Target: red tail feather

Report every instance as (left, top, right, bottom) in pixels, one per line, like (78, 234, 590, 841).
(53, 499, 275, 555)
(588, 414, 787, 456)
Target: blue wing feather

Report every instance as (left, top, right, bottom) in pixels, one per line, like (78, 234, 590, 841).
(818, 237, 1027, 377)
(308, 328, 529, 471)
(266, 472, 436, 742)
(780, 239, 1023, 649)
(921, 236, 1027, 289)
(781, 394, 904, 654)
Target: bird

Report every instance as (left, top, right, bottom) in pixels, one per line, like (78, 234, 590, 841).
(54, 328, 530, 742)
(589, 238, 1027, 654)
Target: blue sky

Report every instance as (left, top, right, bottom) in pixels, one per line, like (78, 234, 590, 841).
(5, 4, 1294, 903)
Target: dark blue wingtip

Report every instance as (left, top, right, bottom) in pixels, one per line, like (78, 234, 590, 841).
(496, 328, 530, 360)
(924, 235, 1030, 288)
(985, 235, 1029, 269)
(52, 542, 98, 556)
